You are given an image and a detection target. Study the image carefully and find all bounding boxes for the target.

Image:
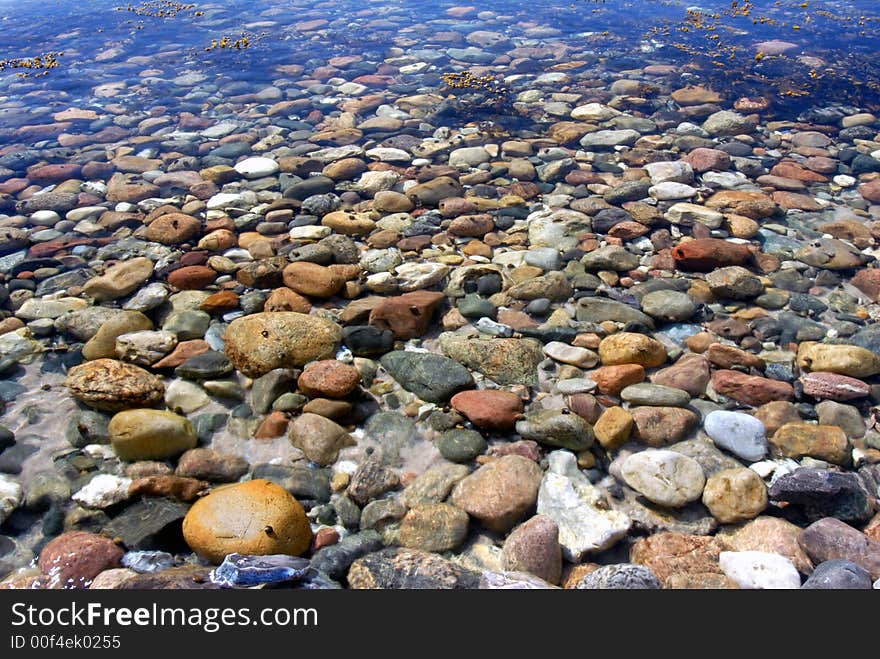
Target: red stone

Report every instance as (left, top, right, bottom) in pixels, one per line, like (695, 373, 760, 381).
(591, 364, 646, 396)
(801, 372, 870, 401)
(852, 269, 880, 302)
(38, 532, 124, 589)
(312, 527, 340, 552)
(859, 179, 880, 204)
(771, 191, 823, 211)
(686, 148, 731, 173)
(671, 238, 753, 271)
(200, 290, 240, 313)
(711, 370, 794, 407)
(27, 163, 82, 183)
(151, 340, 211, 369)
(254, 411, 289, 439)
(369, 290, 446, 340)
(769, 161, 828, 182)
(167, 265, 216, 290)
(143, 212, 201, 244)
(298, 360, 362, 398)
(450, 389, 524, 430)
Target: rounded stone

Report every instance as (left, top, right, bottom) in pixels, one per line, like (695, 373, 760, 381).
(398, 503, 469, 553)
(83, 257, 154, 302)
(435, 429, 487, 463)
(108, 409, 198, 461)
(297, 360, 361, 398)
(719, 551, 801, 589)
(182, 479, 312, 563)
(38, 531, 124, 589)
(65, 359, 165, 412)
(620, 449, 706, 508)
(224, 312, 342, 378)
(599, 333, 667, 368)
(703, 410, 768, 462)
(701, 468, 768, 524)
(450, 389, 523, 430)
(802, 560, 874, 589)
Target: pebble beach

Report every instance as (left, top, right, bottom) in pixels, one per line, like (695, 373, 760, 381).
(0, 0, 879, 590)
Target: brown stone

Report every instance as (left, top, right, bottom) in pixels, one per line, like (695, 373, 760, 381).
(711, 370, 794, 407)
(143, 212, 201, 244)
(448, 214, 495, 237)
(182, 480, 312, 564)
(254, 411, 290, 439)
(598, 332, 667, 368)
(650, 353, 710, 397)
(128, 475, 208, 501)
(630, 532, 726, 585)
(685, 148, 731, 173)
(65, 359, 164, 412)
(798, 517, 880, 580)
(282, 262, 344, 298)
(263, 287, 311, 313)
(801, 372, 871, 401)
(449, 389, 523, 430)
(719, 516, 813, 574)
(200, 290, 240, 314)
(706, 343, 765, 370)
(449, 455, 543, 532)
(770, 422, 850, 465)
(501, 515, 563, 585)
(701, 468, 768, 524)
(167, 265, 216, 290)
(591, 364, 645, 396)
(38, 532, 124, 589)
(631, 406, 699, 446)
(176, 448, 249, 482)
(151, 340, 211, 369)
(369, 290, 446, 339)
(754, 401, 801, 437)
(593, 406, 633, 450)
(297, 360, 361, 398)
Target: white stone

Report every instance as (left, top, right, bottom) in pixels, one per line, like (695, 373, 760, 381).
(365, 147, 411, 164)
(234, 157, 279, 179)
(570, 103, 620, 122)
(123, 282, 169, 312)
(537, 451, 631, 561)
(0, 329, 43, 361)
(29, 210, 61, 226)
(704, 410, 768, 462)
(543, 341, 599, 368)
(338, 81, 367, 96)
(72, 474, 132, 509)
(719, 551, 801, 589)
(354, 170, 401, 194)
(645, 161, 694, 185)
(115, 330, 178, 366)
(666, 202, 724, 228)
(395, 262, 450, 292)
(15, 297, 88, 321)
(579, 129, 641, 148)
(649, 182, 698, 201)
(620, 449, 706, 507)
(448, 146, 491, 168)
(289, 226, 331, 241)
(361, 248, 403, 274)
(0, 474, 22, 524)
(833, 175, 857, 188)
(66, 206, 107, 222)
(365, 272, 398, 293)
(207, 193, 247, 209)
(201, 121, 239, 139)
(165, 379, 210, 414)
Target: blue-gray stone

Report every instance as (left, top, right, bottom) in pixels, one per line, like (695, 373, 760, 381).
(704, 410, 768, 462)
(122, 550, 175, 574)
(211, 553, 311, 587)
(802, 560, 873, 589)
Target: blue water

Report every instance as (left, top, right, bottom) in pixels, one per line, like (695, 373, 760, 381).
(1, 0, 880, 136)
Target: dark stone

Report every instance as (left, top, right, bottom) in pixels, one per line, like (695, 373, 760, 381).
(342, 325, 394, 357)
(102, 499, 190, 551)
(347, 547, 481, 589)
(310, 531, 383, 582)
(250, 368, 299, 414)
(346, 459, 400, 506)
(768, 468, 873, 523)
(175, 351, 234, 380)
(436, 428, 487, 463)
(575, 564, 661, 589)
(458, 294, 497, 320)
(801, 560, 873, 589)
(282, 176, 335, 200)
(380, 351, 474, 403)
(0, 442, 38, 474)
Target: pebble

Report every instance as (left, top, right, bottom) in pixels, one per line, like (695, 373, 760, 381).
(704, 411, 768, 462)
(619, 450, 706, 508)
(719, 551, 802, 589)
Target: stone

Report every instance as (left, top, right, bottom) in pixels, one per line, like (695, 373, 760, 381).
(719, 551, 801, 589)
(704, 410, 768, 462)
(516, 409, 594, 451)
(282, 262, 344, 298)
(109, 409, 198, 461)
(705, 266, 763, 299)
(38, 532, 124, 589)
(436, 429, 487, 463)
(593, 406, 633, 450)
(798, 518, 880, 580)
(721, 516, 813, 574)
(224, 312, 342, 378)
(621, 383, 691, 407)
(630, 532, 726, 584)
(83, 257, 154, 301)
(592, 364, 646, 396)
(598, 333, 667, 368)
(501, 515, 562, 585)
(288, 413, 355, 466)
(701, 468, 768, 523)
(620, 450, 706, 507)
(666, 203, 724, 229)
(671, 238, 753, 271)
(769, 422, 850, 465)
(450, 455, 544, 532)
(439, 335, 544, 386)
(369, 291, 446, 340)
(65, 359, 165, 412)
(798, 343, 880, 378)
(401, 464, 470, 508)
(650, 354, 710, 397)
(802, 560, 874, 589)
(298, 360, 361, 398)
(768, 469, 872, 523)
(631, 407, 699, 446)
(450, 389, 523, 430)
(143, 213, 201, 245)
(711, 370, 794, 407)
(72, 474, 132, 509)
(640, 290, 697, 322)
(82, 311, 153, 361)
(575, 298, 654, 328)
(801, 372, 870, 401)
(575, 564, 661, 589)
(537, 451, 631, 560)
(346, 460, 400, 506)
(380, 351, 474, 403)
(211, 553, 310, 587)
(348, 548, 480, 589)
(182, 480, 312, 563)
(115, 330, 178, 366)
(176, 449, 248, 482)
(399, 503, 470, 552)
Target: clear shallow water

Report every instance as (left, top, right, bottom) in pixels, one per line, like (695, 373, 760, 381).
(1, 0, 880, 139)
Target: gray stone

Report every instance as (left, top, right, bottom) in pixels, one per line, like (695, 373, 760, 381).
(704, 410, 768, 462)
(802, 560, 874, 589)
(380, 351, 474, 403)
(575, 564, 661, 589)
(621, 383, 691, 407)
(310, 531, 383, 581)
(516, 409, 594, 451)
(436, 429, 487, 463)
